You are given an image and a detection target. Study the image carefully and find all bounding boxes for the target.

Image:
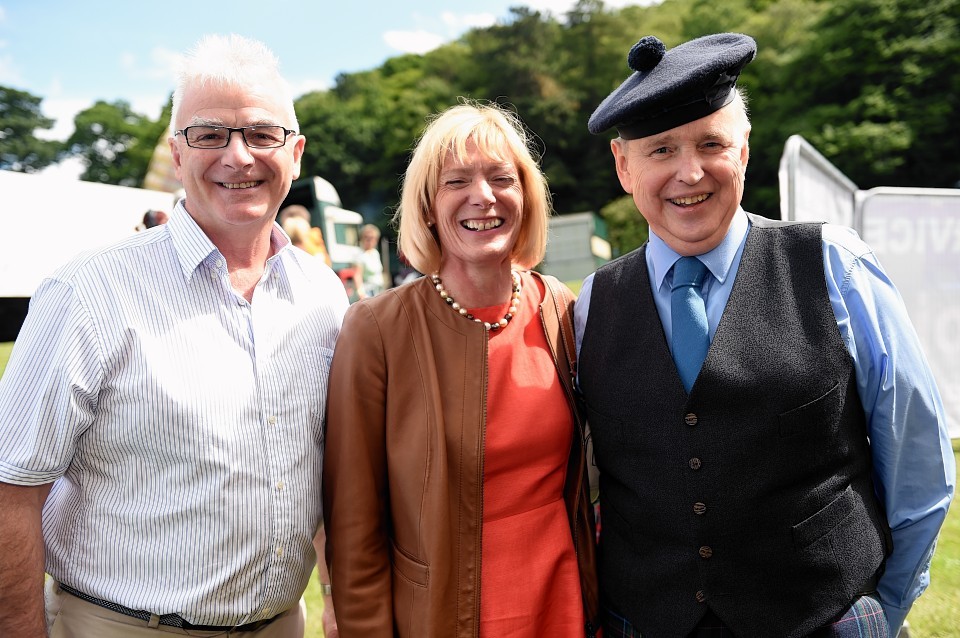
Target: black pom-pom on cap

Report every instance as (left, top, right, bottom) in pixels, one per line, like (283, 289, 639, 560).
(628, 36, 666, 73)
(588, 32, 757, 138)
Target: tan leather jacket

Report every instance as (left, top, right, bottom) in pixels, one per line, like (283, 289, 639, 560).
(323, 272, 599, 638)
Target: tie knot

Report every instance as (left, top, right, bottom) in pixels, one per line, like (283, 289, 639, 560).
(672, 256, 707, 290)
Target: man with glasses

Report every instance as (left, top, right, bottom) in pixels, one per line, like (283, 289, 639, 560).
(0, 34, 348, 637)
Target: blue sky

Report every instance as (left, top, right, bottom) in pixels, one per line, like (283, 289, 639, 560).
(0, 0, 646, 143)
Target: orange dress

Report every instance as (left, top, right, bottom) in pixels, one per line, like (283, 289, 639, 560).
(472, 272, 585, 637)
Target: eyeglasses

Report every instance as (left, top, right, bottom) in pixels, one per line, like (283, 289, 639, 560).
(175, 125, 297, 149)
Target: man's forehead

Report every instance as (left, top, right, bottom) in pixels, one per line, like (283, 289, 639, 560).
(179, 79, 286, 107)
(176, 87, 290, 128)
(185, 115, 280, 127)
(633, 113, 737, 148)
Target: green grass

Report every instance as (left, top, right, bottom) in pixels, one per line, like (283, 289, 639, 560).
(907, 438, 960, 637)
(303, 570, 326, 637)
(2, 343, 956, 636)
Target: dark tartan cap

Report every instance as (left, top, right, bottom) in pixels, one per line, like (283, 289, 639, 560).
(588, 33, 757, 139)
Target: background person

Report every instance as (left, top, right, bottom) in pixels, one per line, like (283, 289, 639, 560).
(282, 213, 324, 258)
(279, 203, 332, 267)
(0, 34, 348, 638)
(355, 223, 385, 298)
(135, 208, 169, 231)
(575, 33, 954, 638)
(322, 101, 600, 637)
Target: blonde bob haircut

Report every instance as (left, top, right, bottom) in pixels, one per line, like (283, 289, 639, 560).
(393, 101, 551, 275)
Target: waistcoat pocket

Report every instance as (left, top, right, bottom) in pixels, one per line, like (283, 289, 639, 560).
(778, 381, 843, 439)
(792, 484, 855, 549)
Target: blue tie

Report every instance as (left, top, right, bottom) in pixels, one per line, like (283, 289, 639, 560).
(671, 256, 709, 393)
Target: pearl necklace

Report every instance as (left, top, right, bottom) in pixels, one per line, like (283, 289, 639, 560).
(431, 270, 521, 331)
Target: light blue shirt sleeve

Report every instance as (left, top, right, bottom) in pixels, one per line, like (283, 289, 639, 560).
(574, 273, 594, 360)
(821, 224, 955, 634)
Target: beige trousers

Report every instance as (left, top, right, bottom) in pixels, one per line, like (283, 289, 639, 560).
(46, 581, 306, 638)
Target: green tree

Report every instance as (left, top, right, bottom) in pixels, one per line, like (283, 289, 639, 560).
(64, 100, 167, 187)
(0, 85, 63, 172)
(736, 0, 830, 215)
(457, 4, 620, 214)
(297, 60, 458, 219)
(777, 0, 960, 190)
(600, 194, 649, 256)
(459, 6, 640, 214)
(547, 0, 689, 217)
(297, 84, 382, 209)
(292, 0, 959, 250)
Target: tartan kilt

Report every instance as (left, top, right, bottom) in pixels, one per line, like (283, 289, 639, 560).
(602, 595, 889, 638)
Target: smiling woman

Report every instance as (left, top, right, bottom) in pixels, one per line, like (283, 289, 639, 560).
(322, 101, 600, 638)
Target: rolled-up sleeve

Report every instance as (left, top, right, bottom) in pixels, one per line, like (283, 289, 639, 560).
(0, 278, 102, 484)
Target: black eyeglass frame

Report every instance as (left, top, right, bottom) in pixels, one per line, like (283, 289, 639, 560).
(174, 125, 298, 149)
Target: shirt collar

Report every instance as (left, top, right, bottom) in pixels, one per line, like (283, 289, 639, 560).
(166, 200, 292, 281)
(648, 207, 749, 290)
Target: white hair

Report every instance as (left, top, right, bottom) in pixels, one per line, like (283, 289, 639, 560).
(170, 34, 298, 130)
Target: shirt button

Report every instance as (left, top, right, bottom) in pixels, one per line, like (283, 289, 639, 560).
(696, 590, 706, 603)
(689, 458, 702, 470)
(693, 502, 707, 515)
(276, 546, 284, 557)
(699, 546, 713, 559)
(268, 416, 277, 425)
(276, 481, 285, 491)
(685, 413, 698, 426)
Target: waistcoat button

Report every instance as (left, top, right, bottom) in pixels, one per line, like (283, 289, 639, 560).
(685, 413, 698, 426)
(693, 502, 707, 515)
(689, 457, 702, 470)
(699, 546, 713, 559)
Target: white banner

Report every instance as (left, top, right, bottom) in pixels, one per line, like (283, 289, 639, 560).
(859, 188, 960, 439)
(778, 135, 857, 227)
(779, 138, 959, 438)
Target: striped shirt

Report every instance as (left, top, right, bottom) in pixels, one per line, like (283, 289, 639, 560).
(0, 201, 349, 626)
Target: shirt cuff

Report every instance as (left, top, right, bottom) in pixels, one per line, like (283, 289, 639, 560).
(881, 601, 908, 637)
